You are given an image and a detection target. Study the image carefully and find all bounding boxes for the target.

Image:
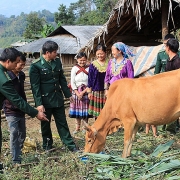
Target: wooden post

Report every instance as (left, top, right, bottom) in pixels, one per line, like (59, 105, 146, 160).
(162, 0, 169, 40)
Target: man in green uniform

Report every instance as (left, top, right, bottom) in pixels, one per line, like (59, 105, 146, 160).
(0, 48, 48, 168)
(29, 41, 78, 151)
(154, 34, 180, 74)
(154, 34, 180, 133)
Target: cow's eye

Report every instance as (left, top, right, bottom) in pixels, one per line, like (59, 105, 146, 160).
(88, 139, 91, 143)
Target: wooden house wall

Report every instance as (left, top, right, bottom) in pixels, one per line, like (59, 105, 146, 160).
(61, 54, 77, 66)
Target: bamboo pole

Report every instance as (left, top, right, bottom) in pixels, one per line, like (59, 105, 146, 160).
(162, 0, 169, 40)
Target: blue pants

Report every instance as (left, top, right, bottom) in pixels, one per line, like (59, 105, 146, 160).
(6, 116, 26, 163)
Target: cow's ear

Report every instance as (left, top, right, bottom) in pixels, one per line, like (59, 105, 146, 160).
(87, 128, 95, 138)
(87, 127, 97, 138)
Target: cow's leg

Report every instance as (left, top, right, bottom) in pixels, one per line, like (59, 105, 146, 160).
(127, 124, 139, 157)
(122, 119, 136, 158)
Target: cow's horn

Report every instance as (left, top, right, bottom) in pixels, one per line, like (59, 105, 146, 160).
(92, 126, 97, 136)
(83, 120, 89, 127)
(83, 120, 90, 131)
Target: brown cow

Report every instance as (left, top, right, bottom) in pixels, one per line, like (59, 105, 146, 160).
(84, 69, 180, 158)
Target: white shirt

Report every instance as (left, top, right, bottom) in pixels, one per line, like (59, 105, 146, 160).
(71, 65, 89, 90)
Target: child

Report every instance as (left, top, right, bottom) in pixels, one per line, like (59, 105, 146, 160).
(3, 52, 27, 164)
(87, 44, 108, 118)
(69, 52, 90, 133)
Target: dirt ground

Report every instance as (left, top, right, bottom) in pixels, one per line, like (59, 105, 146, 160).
(23, 108, 94, 142)
(0, 107, 94, 153)
(2, 107, 180, 151)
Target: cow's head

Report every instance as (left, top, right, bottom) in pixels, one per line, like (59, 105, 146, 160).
(84, 125, 106, 153)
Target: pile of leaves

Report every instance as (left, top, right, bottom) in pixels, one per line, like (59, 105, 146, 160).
(0, 128, 180, 179)
(81, 140, 180, 179)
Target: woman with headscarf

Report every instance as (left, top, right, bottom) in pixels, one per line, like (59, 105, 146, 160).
(104, 42, 134, 96)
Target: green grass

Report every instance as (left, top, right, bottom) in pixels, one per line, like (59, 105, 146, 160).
(0, 127, 180, 179)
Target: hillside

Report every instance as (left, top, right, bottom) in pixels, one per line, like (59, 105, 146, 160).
(0, 10, 55, 48)
(0, 0, 119, 48)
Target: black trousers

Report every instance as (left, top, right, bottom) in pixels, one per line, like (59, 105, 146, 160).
(41, 106, 76, 151)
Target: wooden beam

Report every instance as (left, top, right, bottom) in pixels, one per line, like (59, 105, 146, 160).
(115, 33, 161, 41)
(105, 14, 135, 45)
(162, 0, 169, 40)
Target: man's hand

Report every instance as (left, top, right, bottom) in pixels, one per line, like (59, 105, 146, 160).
(37, 105, 45, 112)
(36, 111, 49, 121)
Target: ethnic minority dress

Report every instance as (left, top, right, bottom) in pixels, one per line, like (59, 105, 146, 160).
(69, 65, 90, 119)
(88, 59, 109, 117)
(104, 58, 134, 90)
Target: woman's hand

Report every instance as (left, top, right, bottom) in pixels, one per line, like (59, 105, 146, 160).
(74, 90, 82, 100)
(79, 91, 84, 97)
(88, 93, 92, 99)
(77, 94, 83, 100)
(105, 90, 108, 97)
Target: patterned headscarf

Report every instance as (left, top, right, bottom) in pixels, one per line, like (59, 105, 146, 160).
(113, 42, 135, 58)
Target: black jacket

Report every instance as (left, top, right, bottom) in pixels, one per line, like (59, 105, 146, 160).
(3, 71, 27, 117)
(165, 54, 180, 72)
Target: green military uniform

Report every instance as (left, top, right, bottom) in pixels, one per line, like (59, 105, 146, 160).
(154, 50, 180, 133)
(29, 56, 76, 150)
(154, 50, 169, 74)
(155, 50, 180, 74)
(0, 64, 38, 152)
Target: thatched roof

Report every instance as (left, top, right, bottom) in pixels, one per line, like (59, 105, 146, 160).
(81, 0, 180, 56)
(17, 25, 101, 54)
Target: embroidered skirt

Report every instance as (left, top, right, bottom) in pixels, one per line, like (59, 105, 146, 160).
(69, 85, 90, 119)
(88, 91, 106, 117)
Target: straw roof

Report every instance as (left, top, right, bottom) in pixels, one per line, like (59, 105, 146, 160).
(81, 0, 180, 56)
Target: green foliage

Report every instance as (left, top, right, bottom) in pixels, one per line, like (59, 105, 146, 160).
(0, 10, 55, 47)
(54, 4, 75, 25)
(23, 12, 45, 39)
(0, 0, 119, 47)
(1, 127, 10, 142)
(0, 14, 27, 38)
(41, 24, 55, 37)
(0, 37, 22, 48)
(68, 0, 118, 25)
(75, 10, 108, 25)
(38, 9, 55, 22)
(54, 0, 118, 25)
(176, 29, 180, 41)
(0, 126, 180, 179)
